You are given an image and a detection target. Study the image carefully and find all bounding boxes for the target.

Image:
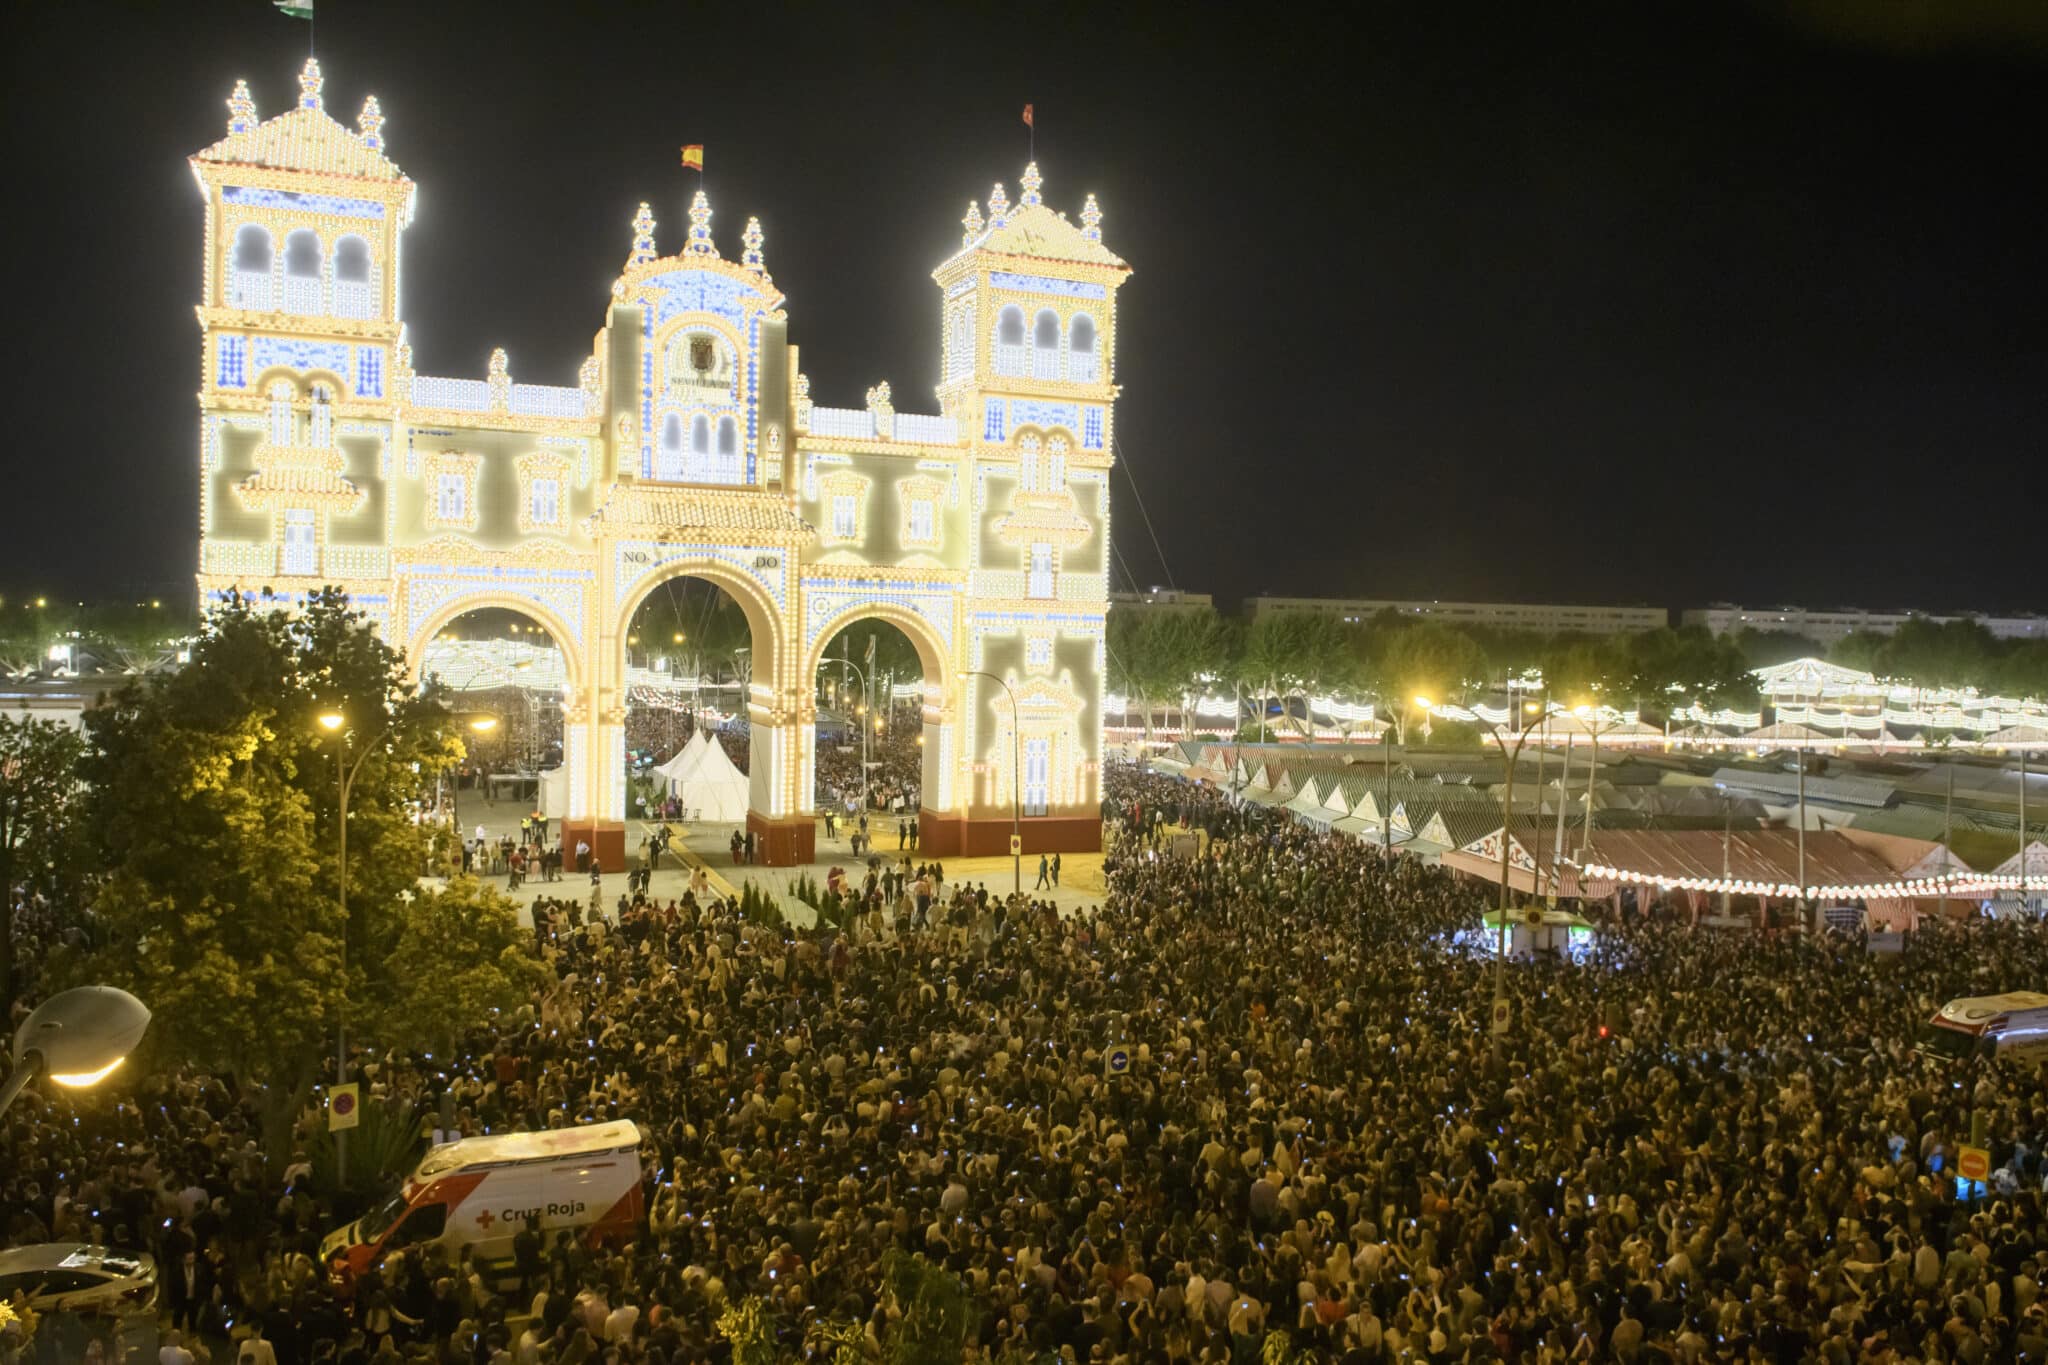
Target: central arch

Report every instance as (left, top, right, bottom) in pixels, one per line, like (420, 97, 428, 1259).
(609, 557, 796, 862)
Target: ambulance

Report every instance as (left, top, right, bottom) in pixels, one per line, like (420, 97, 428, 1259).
(322, 1120, 643, 1287)
(1916, 992, 2048, 1066)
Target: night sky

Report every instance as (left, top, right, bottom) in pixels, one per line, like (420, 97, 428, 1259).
(9, 1, 2043, 613)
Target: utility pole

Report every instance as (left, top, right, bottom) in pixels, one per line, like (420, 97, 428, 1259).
(1550, 731, 1573, 907)
(1939, 762, 1953, 921)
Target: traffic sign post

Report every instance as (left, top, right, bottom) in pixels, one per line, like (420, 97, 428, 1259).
(1957, 1145, 1990, 1183)
(329, 1082, 360, 1132)
(1010, 834, 1022, 856)
(1105, 1046, 1131, 1078)
(1490, 998, 1511, 1035)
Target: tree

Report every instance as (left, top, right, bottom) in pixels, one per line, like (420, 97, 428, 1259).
(1730, 627, 1827, 669)
(1993, 640, 2048, 702)
(1237, 612, 1355, 740)
(1881, 617, 1996, 693)
(378, 877, 547, 1056)
(0, 715, 86, 1019)
(1829, 629, 1890, 675)
(77, 589, 459, 1157)
(0, 601, 62, 679)
(1377, 622, 1486, 741)
(78, 600, 193, 675)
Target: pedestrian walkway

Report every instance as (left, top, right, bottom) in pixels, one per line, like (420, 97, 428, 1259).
(446, 811, 1106, 926)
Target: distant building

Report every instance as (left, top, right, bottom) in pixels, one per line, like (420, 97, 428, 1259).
(1110, 587, 1214, 612)
(1683, 605, 2046, 645)
(1246, 596, 1666, 636)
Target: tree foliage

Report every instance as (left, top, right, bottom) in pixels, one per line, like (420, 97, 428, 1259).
(0, 714, 87, 1018)
(74, 590, 473, 1152)
(379, 877, 546, 1055)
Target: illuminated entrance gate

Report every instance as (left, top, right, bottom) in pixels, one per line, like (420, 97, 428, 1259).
(189, 59, 1128, 864)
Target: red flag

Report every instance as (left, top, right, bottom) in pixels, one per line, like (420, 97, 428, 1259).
(1021, 104, 1033, 129)
(680, 144, 704, 171)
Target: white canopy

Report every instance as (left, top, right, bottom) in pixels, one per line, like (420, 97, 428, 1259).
(671, 734, 750, 821)
(655, 731, 709, 789)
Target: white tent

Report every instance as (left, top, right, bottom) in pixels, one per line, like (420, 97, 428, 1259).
(539, 765, 569, 820)
(672, 735, 750, 821)
(655, 731, 709, 791)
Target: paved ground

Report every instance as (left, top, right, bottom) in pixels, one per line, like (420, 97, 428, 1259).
(444, 791, 1106, 925)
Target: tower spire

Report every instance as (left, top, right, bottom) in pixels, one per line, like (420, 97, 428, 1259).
(629, 202, 657, 267)
(226, 79, 257, 135)
(298, 56, 324, 111)
(357, 96, 385, 151)
(1080, 193, 1102, 243)
(684, 189, 718, 257)
(961, 200, 984, 247)
(1019, 161, 1043, 207)
(987, 182, 1009, 227)
(741, 216, 765, 273)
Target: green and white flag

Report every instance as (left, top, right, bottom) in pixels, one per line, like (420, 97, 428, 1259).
(275, 0, 313, 19)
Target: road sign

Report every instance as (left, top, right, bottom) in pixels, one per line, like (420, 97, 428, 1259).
(1957, 1145, 1991, 1182)
(1009, 834, 1022, 856)
(1105, 1046, 1131, 1077)
(1490, 998, 1512, 1035)
(329, 1083, 360, 1132)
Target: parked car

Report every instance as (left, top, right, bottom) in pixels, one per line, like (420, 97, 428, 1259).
(0, 1243, 159, 1315)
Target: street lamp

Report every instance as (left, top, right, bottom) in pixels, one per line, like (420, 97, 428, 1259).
(0, 986, 151, 1120)
(970, 670, 1023, 897)
(315, 708, 413, 1185)
(1479, 694, 1548, 1053)
(1384, 695, 1433, 886)
(448, 714, 499, 839)
(821, 656, 874, 817)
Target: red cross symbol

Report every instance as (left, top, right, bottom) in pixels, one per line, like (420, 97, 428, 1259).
(473, 1208, 496, 1231)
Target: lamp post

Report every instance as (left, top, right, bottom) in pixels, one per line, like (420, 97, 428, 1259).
(0, 986, 151, 1121)
(1480, 696, 1546, 1052)
(1571, 703, 1621, 863)
(822, 656, 873, 817)
(1386, 695, 1432, 892)
(445, 714, 499, 849)
(970, 669, 1023, 897)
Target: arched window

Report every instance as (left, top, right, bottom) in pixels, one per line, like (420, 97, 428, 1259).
(333, 236, 373, 318)
(229, 225, 273, 309)
(1068, 314, 1098, 382)
(282, 230, 324, 314)
(658, 412, 684, 480)
(994, 306, 1026, 376)
(691, 416, 711, 454)
(715, 416, 739, 482)
(1018, 433, 1041, 493)
(267, 380, 295, 446)
(1031, 309, 1061, 379)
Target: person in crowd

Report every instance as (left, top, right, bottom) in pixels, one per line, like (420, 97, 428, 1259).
(4, 762, 2046, 1364)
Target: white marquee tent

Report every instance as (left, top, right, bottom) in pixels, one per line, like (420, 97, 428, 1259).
(669, 735, 750, 821)
(655, 731, 709, 790)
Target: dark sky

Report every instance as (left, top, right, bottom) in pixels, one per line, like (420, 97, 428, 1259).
(9, 1, 2043, 613)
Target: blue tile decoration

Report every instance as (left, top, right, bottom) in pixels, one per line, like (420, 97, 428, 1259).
(217, 336, 248, 388)
(354, 345, 385, 399)
(252, 336, 352, 375)
(989, 271, 1106, 300)
(1007, 399, 1080, 433)
(224, 186, 386, 220)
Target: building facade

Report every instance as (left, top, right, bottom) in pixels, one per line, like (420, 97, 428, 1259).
(190, 59, 1124, 864)
(1247, 596, 1667, 635)
(1683, 605, 2046, 645)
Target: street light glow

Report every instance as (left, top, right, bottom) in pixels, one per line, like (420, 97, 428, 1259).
(469, 716, 498, 732)
(49, 1057, 126, 1088)
(1412, 695, 1433, 709)
(317, 712, 346, 731)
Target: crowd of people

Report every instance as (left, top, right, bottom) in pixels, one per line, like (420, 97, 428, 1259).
(4, 763, 2047, 1364)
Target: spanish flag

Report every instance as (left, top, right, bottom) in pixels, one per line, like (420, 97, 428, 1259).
(680, 144, 704, 171)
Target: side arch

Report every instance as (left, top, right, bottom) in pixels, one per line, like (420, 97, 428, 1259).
(800, 599, 955, 706)
(404, 592, 587, 697)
